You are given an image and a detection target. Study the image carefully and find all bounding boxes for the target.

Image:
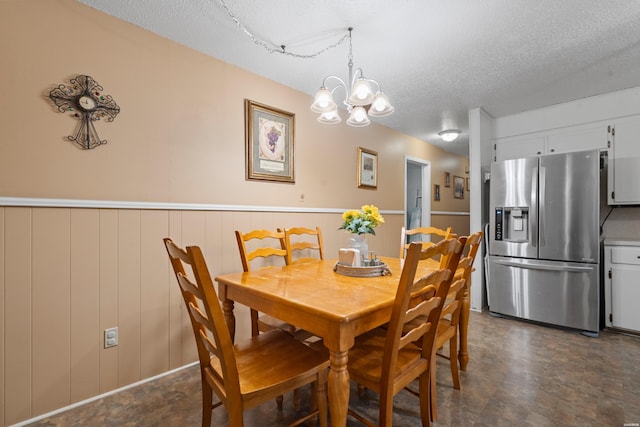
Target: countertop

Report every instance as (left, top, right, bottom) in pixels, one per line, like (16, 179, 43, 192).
(604, 237, 640, 246)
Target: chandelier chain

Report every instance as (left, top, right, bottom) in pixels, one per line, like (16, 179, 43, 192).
(217, 0, 349, 59)
(347, 27, 353, 67)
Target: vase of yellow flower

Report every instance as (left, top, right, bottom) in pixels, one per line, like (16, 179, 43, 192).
(339, 205, 385, 262)
(349, 234, 369, 261)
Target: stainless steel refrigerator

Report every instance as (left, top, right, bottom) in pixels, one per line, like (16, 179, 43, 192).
(487, 149, 606, 335)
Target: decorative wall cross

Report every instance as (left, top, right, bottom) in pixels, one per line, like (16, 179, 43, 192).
(49, 74, 120, 149)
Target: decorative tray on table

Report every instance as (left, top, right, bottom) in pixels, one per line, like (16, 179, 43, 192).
(333, 262, 392, 277)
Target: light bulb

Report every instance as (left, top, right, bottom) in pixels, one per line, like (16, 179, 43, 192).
(348, 79, 374, 106)
(347, 106, 370, 127)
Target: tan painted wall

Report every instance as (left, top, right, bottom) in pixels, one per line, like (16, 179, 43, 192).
(0, 0, 468, 210)
(0, 1, 470, 424)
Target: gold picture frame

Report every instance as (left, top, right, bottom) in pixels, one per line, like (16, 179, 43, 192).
(444, 171, 451, 187)
(245, 99, 295, 183)
(454, 175, 465, 199)
(434, 184, 440, 201)
(358, 147, 378, 189)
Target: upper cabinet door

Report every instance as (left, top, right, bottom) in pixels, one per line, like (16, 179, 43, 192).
(495, 137, 544, 161)
(609, 116, 640, 205)
(546, 125, 608, 155)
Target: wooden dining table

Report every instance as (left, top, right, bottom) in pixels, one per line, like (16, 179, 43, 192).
(215, 256, 436, 427)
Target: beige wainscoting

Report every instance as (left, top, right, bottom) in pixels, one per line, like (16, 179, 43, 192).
(432, 211, 471, 237)
(1, 204, 421, 426)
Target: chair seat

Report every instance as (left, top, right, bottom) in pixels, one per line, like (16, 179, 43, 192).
(209, 329, 329, 404)
(348, 327, 427, 394)
(436, 319, 455, 344)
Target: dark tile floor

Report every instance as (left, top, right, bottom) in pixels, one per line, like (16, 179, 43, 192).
(26, 311, 640, 426)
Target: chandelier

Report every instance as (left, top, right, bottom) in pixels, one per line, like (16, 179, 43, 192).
(310, 28, 394, 127)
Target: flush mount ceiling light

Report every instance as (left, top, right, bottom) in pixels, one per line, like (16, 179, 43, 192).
(311, 28, 394, 127)
(438, 129, 461, 142)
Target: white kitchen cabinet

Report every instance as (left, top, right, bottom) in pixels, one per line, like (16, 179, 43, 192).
(608, 115, 640, 205)
(494, 137, 544, 161)
(494, 124, 608, 161)
(604, 239, 640, 333)
(546, 125, 609, 155)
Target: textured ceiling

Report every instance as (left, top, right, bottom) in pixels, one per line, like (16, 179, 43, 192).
(77, 0, 640, 157)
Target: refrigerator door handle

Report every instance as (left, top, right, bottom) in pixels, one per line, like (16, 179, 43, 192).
(492, 259, 594, 272)
(539, 166, 546, 247)
(531, 167, 538, 248)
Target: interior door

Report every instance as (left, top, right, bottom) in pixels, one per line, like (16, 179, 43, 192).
(405, 157, 431, 234)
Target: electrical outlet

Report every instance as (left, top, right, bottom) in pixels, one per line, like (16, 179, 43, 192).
(104, 327, 118, 348)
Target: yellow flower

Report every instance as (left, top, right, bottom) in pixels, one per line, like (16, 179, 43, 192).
(339, 205, 384, 235)
(342, 209, 360, 221)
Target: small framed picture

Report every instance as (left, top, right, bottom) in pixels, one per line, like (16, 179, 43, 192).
(245, 99, 295, 183)
(358, 147, 378, 189)
(444, 172, 451, 188)
(466, 177, 470, 191)
(434, 184, 440, 201)
(454, 175, 465, 199)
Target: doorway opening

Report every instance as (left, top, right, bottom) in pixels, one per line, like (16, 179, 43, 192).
(404, 156, 431, 233)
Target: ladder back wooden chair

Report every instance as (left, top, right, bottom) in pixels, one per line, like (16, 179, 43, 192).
(400, 226, 454, 260)
(234, 229, 296, 338)
(279, 226, 325, 345)
(236, 228, 320, 409)
(280, 226, 325, 265)
(399, 236, 466, 422)
(455, 231, 483, 371)
(429, 257, 470, 421)
(164, 238, 329, 427)
(347, 239, 463, 427)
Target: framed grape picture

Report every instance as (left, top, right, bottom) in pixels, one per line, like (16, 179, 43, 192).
(245, 99, 295, 183)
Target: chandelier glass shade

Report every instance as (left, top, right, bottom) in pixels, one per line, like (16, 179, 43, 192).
(311, 28, 393, 127)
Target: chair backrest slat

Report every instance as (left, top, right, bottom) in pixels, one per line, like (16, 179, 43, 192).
(280, 226, 325, 265)
(235, 229, 288, 272)
(400, 226, 454, 259)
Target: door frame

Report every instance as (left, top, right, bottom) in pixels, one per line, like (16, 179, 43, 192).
(404, 155, 431, 231)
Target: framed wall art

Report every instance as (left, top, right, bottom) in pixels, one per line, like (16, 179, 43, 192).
(454, 175, 465, 199)
(434, 184, 440, 201)
(245, 99, 295, 183)
(444, 171, 451, 187)
(358, 147, 378, 189)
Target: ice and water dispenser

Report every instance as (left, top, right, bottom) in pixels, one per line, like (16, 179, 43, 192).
(494, 207, 529, 242)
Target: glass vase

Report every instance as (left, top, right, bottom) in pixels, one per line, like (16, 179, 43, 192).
(349, 234, 369, 264)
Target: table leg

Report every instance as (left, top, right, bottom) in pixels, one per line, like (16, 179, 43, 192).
(458, 289, 470, 371)
(222, 299, 236, 342)
(328, 350, 349, 427)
